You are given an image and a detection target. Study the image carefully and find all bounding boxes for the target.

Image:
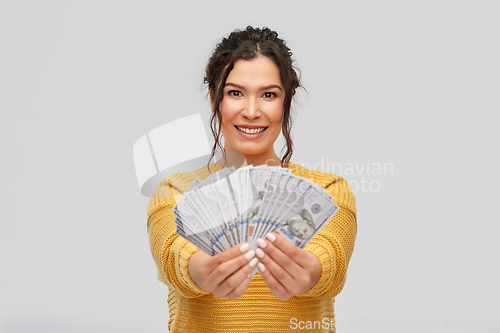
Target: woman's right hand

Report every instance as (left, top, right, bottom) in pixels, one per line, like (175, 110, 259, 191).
(188, 243, 258, 300)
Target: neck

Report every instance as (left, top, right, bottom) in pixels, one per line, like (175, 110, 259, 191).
(216, 150, 282, 168)
(240, 154, 282, 167)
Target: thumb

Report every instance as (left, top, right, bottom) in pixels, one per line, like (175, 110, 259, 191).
(207, 242, 252, 271)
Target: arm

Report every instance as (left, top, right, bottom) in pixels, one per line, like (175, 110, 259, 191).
(146, 178, 210, 298)
(298, 177, 357, 298)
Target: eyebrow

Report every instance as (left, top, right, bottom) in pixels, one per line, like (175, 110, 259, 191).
(224, 83, 283, 91)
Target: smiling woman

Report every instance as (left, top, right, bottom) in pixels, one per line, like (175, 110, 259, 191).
(205, 26, 301, 170)
(218, 56, 285, 166)
(146, 26, 358, 333)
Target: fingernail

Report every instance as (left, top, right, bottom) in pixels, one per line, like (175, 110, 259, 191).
(244, 250, 255, 260)
(258, 263, 266, 272)
(256, 248, 265, 258)
(266, 233, 276, 242)
(239, 243, 249, 253)
(256, 238, 267, 248)
(249, 257, 259, 267)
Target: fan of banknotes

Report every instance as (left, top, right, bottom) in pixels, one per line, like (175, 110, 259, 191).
(172, 164, 340, 259)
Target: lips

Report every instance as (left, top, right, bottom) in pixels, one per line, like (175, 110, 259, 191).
(235, 124, 268, 129)
(235, 125, 268, 134)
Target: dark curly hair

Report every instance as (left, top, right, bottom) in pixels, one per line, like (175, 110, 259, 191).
(204, 26, 302, 171)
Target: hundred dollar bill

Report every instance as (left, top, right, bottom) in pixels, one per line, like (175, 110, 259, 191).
(258, 176, 307, 240)
(192, 184, 234, 250)
(226, 167, 252, 245)
(258, 173, 299, 237)
(211, 178, 240, 246)
(246, 166, 277, 248)
(176, 189, 232, 251)
(249, 169, 286, 247)
(273, 182, 340, 248)
(174, 167, 243, 254)
(173, 198, 223, 255)
(247, 170, 293, 277)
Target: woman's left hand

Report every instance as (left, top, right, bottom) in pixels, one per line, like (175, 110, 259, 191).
(255, 231, 322, 301)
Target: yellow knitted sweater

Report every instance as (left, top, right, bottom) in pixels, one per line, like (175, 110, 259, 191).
(146, 161, 357, 332)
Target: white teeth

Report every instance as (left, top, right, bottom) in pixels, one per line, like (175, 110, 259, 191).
(236, 126, 267, 134)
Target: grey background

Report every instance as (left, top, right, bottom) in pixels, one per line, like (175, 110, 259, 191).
(1, 1, 499, 332)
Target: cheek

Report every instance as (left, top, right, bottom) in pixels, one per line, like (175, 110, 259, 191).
(219, 101, 233, 125)
(221, 95, 242, 109)
(267, 104, 284, 127)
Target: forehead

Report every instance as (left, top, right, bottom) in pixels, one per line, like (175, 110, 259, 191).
(226, 56, 282, 87)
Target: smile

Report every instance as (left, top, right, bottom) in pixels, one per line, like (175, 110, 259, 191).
(235, 126, 268, 134)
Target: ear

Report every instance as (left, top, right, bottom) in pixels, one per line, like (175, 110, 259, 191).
(209, 88, 214, 104)
(209, 88, 216, 111)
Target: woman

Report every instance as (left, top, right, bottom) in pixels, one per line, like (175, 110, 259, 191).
(147, 26, 357, 332)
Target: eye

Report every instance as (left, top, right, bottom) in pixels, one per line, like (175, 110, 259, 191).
(262, 92, 277, 99)
(228, 90, 242, 97)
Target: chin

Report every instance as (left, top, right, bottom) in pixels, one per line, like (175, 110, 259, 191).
(234, 143, 270, 155)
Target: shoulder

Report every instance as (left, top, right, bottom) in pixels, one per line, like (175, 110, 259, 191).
(287, 161, 343, 187)
(287, 161, 356, 214)
(147, 163, 216, 217)
(169, 164, 215, 192)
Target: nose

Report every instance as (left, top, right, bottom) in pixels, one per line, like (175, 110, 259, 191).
(242, 98, 261, 119)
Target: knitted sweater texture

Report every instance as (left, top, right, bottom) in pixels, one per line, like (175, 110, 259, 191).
(146, 161, 357, 332)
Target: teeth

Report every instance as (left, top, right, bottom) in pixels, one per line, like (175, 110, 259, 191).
(236, 126, 267, 134)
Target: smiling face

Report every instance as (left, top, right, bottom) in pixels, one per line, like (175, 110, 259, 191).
(218, 55, 284, 166)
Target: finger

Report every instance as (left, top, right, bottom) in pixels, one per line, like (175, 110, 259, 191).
(265, 232, 311, 268)
(255, 246, 295, 290)
(215, 257, 258, 297)
(226, 275, 253, 300)
(206, 249, 256, 290)
(205, 242, 251, 273)
(256, 236, 302, 278)
(257, 262, 290, 301)
(223, 258, 259, 299)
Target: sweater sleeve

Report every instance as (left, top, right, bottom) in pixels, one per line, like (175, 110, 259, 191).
(297, 177, 357, 299)
(146, 178, 210, 298)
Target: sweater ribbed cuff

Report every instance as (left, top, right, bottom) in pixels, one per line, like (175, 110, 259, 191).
(298, 243, 335, 297)
(178, 241, 210, 296)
